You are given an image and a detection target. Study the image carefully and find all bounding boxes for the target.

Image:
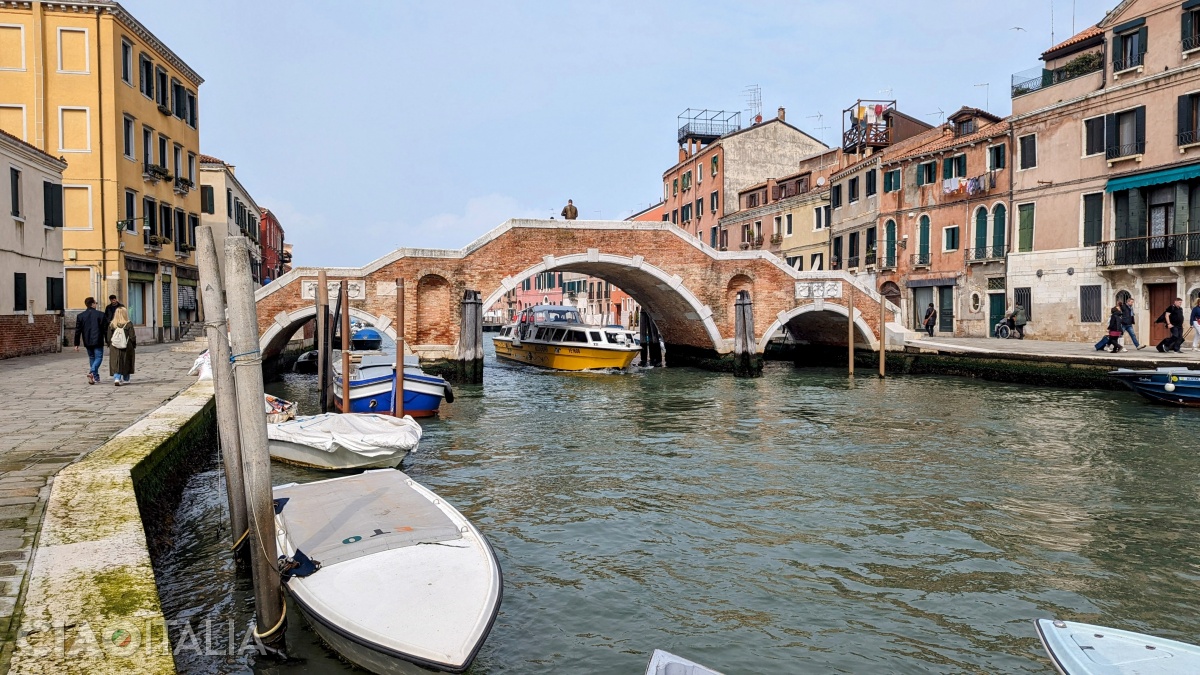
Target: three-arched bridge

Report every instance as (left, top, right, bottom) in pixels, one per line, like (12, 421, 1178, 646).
(254, 219, 905, 369)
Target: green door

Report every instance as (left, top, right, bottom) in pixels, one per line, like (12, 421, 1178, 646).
(938, 286, 954, 333)
(989, 293, 1006, 334)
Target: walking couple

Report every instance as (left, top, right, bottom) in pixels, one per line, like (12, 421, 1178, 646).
(73, 295, 137, 386)
(1095, 296, 1143, 352)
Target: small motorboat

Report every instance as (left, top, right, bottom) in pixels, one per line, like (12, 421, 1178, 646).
(351, 326, 384, 351)
(1035, 618, 1200, 674)
(293, 350, 318, 374)
(274, 469, 503, 674)
(1109, 367, 1200, 407)
(494, 305, 640, 371)
(645, 649, 723, 675)
(333, 354, 453, 417)
(264, 394, 297, 423)
(267, 413, 421, 470)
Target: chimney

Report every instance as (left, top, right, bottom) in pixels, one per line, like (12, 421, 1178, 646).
(777, 107, 786, 122)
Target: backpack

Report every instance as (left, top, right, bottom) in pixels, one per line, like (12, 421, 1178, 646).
(111, 325, 128, 349)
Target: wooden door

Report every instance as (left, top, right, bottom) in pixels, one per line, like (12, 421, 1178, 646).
(989, 293, 1007, 334)
(1148, 283, 1175, 344)
(938, 286, 955, 333)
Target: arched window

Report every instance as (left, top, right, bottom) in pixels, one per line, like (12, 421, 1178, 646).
(885, 220, 897, 267)
(973, 207, 988, 260)
(918, 215, 931, 264)
(992, 204, 1007, 254)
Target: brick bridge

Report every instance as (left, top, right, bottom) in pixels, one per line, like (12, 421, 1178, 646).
(254, 219, 904, 365)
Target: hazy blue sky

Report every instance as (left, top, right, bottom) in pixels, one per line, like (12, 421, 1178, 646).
(126, 0, 1116, 267)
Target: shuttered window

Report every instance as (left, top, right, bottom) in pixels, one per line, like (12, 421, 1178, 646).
(1084, 117, 1105, 155)
(883, 169, 900, 192)
(1080, 285, 1102, 323)
(831, 184, 842, 208)
(200, 185, 214, 214)
(1019, 135, 1037, 169)
(974, 207, 988, 257)
(1082, 193, 1103, 247)
(885, 220, 896, 266)
(46, 277, 63, 311)
(988, 144, 1006, 170)
(9, 167, 19, 217)
(1017, 203, 1035, 252)
(992, 204, 1007, 252)
(865, 169, 877, 196)
(1179, 93, 1200, 146)
(13, 272, 26, 311)
(42, 182, 63, 228)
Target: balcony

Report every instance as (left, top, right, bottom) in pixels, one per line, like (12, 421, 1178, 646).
(1180, 129, 1200, 148)
(912, 252, 931, 267)
(1106, 140, 1145, 163)
(1011, 52, 1103, 98)
(966, 245, 1007, 262)
(1096, 232, 1200, 266)
(865, 252, 877, 266)
(878, 254, 897, 270)
(1112, 51, 1145, 75)
(846, 255, 860, 269)
(1185, 34, 1200, 53)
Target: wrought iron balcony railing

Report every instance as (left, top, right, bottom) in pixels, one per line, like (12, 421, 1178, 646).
(1106, 140, 1145, 160)
(846, 255, 860, 268)
(966, 245, 1007, 262)
(1113, 51, 1146, 73)
(878, 254, 897, 270)
(1180, 129, 1200, 147)
(1096, 232, 1200, 266)
(912, 252, 931, 267)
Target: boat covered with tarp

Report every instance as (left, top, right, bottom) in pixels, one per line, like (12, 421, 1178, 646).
(267, 413, 421, 470)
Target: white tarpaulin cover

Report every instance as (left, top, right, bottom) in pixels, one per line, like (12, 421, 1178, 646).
(268, 413, 422, 458)
(274, 469, 461, 567)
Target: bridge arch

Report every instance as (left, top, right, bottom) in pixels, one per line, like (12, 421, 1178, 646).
(757, 302, 879, 353)
(481, 252, 724, 352)
(258, 305, 399, 360)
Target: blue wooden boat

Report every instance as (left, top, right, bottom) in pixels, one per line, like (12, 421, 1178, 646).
(333, 354, 453, 417)
(1036, 618, 1200, 674)
(1109, 367, 1200, 407)
(350, 327, 383, 351)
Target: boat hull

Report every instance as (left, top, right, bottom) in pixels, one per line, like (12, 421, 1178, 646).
(1109, 369, 1200, 407)
(1035, 618, 1200, 675)
(493, 337, 638, 371)
(267, 439, 407, 471)
(290, 594, 453, 675)
(334, 371, 447, 417)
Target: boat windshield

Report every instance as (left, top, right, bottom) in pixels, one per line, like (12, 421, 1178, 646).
(543, 308, 582, 323)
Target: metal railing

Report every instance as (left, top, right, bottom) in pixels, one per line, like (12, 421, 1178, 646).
(1096, 232, 1200, 266)
(846, 255, 860, 268)
(1010, 55, 1103, 97)
(1113, 51, 1146, 73)
(1180, 129, 1200, 147)
(1106, 140, 1145, 160)
(912, 252, 931, 267)
(966, 245, 1006, 261)
(865, 252, 877, 266)
(878, 254, 897, 270)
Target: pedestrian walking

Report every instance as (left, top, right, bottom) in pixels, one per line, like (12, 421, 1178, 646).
(561, 199, 578, 220)
(1156, 297, 1185, 353)
(1011, 303, 1027, 339)
(1190, 296, 1200, 351)
(1105, 305, 1124, 353)
(1121, 297, 1145, 349)
(106, 306, 136, 386)
(103, 294, 123, 326)
(73, 297, 106, 384)
(923, 303, 937, 337)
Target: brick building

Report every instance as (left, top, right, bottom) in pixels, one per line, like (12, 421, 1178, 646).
(259, 207, 286, 284)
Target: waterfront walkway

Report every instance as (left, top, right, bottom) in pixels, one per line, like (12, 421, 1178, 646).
(0, 341, 204, 671)
(905, 335, 1200, 368)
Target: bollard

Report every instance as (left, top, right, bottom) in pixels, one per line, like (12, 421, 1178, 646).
(733, 290, 761, 377)
(454, 290, 484, 384)
(317, 270, 328, 413)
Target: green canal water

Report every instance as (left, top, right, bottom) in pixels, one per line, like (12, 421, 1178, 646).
(157, 343, 1200, 674)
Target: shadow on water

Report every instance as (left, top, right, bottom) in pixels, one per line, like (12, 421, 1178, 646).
(154, 342, 1200, 674)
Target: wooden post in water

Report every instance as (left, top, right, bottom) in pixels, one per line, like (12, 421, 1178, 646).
(878, 290, 886, 379)
(733, 290, 760, 377)
(639, 310, 650, 367)
(325, 280, 341, 412)
(222, 236, 285, 650)
(195, 225, 247, 553)
(316, 270, 328, 413)
(340, 280, 351, 413)
(455, 290, 483, 384)
(847, 285, 856, 376)
(395, 279, 405, 418)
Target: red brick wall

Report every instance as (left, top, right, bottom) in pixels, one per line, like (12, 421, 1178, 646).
(0, 314, 63, 360)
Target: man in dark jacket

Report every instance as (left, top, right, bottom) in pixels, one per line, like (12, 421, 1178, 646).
(1157, 298, 1185, 353)
(74, 297, 106, 384)
(1121, 297, 1144, 349)
(103, 294, 123, 325)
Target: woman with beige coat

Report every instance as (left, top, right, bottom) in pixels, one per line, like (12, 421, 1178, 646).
(106, 306, 136, 386)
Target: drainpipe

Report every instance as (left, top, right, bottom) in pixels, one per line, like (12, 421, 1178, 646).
(94, 8, 109, 293)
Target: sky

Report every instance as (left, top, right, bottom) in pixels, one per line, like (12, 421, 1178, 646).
(125, 0, 1118, 268)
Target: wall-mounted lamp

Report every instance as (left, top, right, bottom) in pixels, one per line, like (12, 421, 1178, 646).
(115, 216, 152, 235)
(1036, 269, 1044, 278)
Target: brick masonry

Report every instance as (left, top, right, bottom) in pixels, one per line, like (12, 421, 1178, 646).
(0, 316, 62, 361)
(254, 220, 895, 359)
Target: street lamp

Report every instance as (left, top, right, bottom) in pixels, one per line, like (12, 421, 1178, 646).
(115, 216, 152, 235)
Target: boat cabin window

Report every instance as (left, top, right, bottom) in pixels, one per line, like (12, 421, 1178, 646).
(500, 327, 511, 337)
(589, 331, 602, 342)
(534, 311, 548, 322)
(604, 331, 624, 344)
(542, 308, 582, 323)
(551, 328, 566, 342)
(565, 330, 587, 343)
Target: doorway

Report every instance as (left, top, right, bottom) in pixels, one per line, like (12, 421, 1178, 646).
(1148, 283, 1175, 344)
(913, 287, 933, 331)
(938, 286, 954, 333)
(989, 293, 1007, 335)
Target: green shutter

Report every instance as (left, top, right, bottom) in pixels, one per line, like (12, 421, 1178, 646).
(974, 207, 987, 256)
(1184, 10, 1194, 45)
(943, 158, 952, 180)
(917, 165, 925, 187)
(885, 220, 896, 265)
(1018, 204, 1035, 252)
(919, 216, 930, 255)
(992, 205, 1007, 252)
(957, 155, 967, 177)
(1083, 193, 1103, 247)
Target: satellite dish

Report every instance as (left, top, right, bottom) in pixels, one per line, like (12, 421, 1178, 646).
(816, 176, 827, 186)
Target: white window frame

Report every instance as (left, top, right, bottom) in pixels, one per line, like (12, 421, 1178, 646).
(57, 106, 91, 153)
(61, 184, 93, 231)
(141, 125, 154, 166)
(55, 27, 89, 74)
(773, 215, 782, 235)
(942, 224, 960, 252)
(123, 188, 138, 228)
(814, 206, 825, 230)
(187, 152, 196, 182)
(120, 38, 133, 85)
(0, 24, 27, 71)
(1082, 115, 1105, 157)
(0, 104, 27, 140)
(785, 213, 793, 236)
(1017, 133, 1037, 171)
(985, 143, 1005, 171)
(122, 115, 136, 159)
(173, 143, 182, 178)
(8, 164, 22, 220)
(848, 176, 860, 203)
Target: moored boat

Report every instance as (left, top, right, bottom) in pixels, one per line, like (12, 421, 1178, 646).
(493, 305, 639, 371)
(267, 413, 421, 470)
(264, 394, 297, 423)
(333, 354, 453, 417)
(293, 350, 318, 374)
(351, 327, 384, 351)
(645, 649, 723, 675)
(1108, 367, 1200, 407)
(1035, 618, 1200, 674)
(274, 469, 503, 674)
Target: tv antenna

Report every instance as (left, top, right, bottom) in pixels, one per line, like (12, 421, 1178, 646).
(807, 111, 830, 143)
(743, 85, 762, 121)
(926, 108, 945, 123)
(878, 87, 894, 98)
(974, 83, 990, 112)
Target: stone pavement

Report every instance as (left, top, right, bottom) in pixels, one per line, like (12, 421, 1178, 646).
(0, 340, 204, 671)
(905, 335, 1200, 368)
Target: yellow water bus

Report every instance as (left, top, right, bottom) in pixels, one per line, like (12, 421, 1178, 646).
(494, 305, 640, 371)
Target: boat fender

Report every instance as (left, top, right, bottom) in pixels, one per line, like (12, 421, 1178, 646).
(443, 383, 455, 403)
(278, 549, 322, 580)
(368, 398, 378, 410)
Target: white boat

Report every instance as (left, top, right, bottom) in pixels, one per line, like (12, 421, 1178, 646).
(274, 469, 503, 674)
(264, 394, 297, 423)
(1035, 618, 1200, 675)
(645, 649, 723, 675)
(267, 413, 422, 470)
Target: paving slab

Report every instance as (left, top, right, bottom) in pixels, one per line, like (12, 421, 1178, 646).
(905, 335, 1200, 368)
(0, 341, 204, 673)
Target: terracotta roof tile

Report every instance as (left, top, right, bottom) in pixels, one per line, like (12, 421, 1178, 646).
(1041, 25, 1102, 59)
(886, 119, 1010, 164)
(832, 125, 948, 178)
(0, 128, 64, 165)
(198, 153, 225, 164)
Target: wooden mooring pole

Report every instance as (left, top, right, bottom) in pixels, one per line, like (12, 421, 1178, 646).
(340, 280, 351, 412)
(195, 225, 247, 554)
(395, 279, 406, 418)
(878, 290, 886, 379)
(316, 270, 328, 413)
(455, 290, 483, 384)
(223, 236, 285, 650)
(733, 290, 760, 377)
(847, 286, 856, 377)
(325, 279, 341, 412)
(639, 310, 650, 367)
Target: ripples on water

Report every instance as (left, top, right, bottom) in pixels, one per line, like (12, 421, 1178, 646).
(156, 344, 1200, 674)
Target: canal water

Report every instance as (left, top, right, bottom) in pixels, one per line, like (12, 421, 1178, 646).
(157, 342, 1200, 674)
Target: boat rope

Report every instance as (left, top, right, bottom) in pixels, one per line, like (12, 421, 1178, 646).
(230, 528, 250, 551)
(251, 596, 287, 640)
(229, 349, 262, 367)
(201, 318, 227, 330)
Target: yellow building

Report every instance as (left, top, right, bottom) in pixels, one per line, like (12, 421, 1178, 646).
(0, 1, 203, 342)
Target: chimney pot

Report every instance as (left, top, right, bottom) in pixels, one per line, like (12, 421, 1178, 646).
(777, 107, 786, 122)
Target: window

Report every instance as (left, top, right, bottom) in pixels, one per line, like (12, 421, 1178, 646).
(187, 152, 196, 182)
(1106, 106, 1145, 159)
(865, 169, 877, 197)
(1178, 93, 1200, 146)
(973, 207, 988, 258)
(916, 161, 937, 185)
(987, 144, 1006, 170)
(122, 116, 135, 158)
(710, 226, 718, 247)
(1017, 203, 1035, 252)
(45, 277, 63, 311)
(42, 181, 62, 228)
(1084, 117, 1105, 155)
(1083, 193, 1103, 247)
(123, 189, 137, 224)
(160, 203, 172, 239)
(681, 203, 692, 222)
(917, 215, 931, 264)
(188, 214, 199, 247)
(811, 252, 823, 270)
(139, 53, 153, 98)
(9, 167, 19, 217)
(174, 208, 186, 246)
(1080, 285, 1103, 323)
(143, 196, 156, 241)
(814, 206, 825, 230)
(711, 155, 718, 176)
(154, 66, 168, 108)
(884, 220, 897, 267)
(13, 272, 26, 311)
(672, 178, 678, 196)
(943, 225, 960, 251)
(832, 236, 842, 268)
(1186, 7, 1200, 52)
(1113, 20, 1147, 72)
(848, 231, 860, 264)
(786, 256, 802, 271)
(831, 184, 842, 208)
(943, 154, 967, 179)
(173, 144, 182, 178)
(1014, 287, 1032, 321)
(992, 204, 1007, 253)
(785, 213, 793, 236)
(681, 171, 692, 191)
(157, 134, 168, 169)
(848, 177, 859, 203)
(883, 168, 900, 192)
(773, 215, 782, 235)
(171, 78, 184, 118)
(710, 190, 718, 213)
(694, 198, 702, 220)
(671, 209, 678, 224)
(120, 39, 132, 84)
(866, 226, 876, 262)
(185, 90, 197, 127)
(1019, 134, 1037, 169)
(955, 119, 977, 136)
(142, 125, 153, 166)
